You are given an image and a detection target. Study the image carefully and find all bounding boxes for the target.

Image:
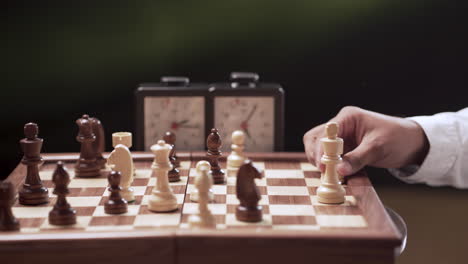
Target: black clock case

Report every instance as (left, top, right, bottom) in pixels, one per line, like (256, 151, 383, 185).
(135, 76, 284, 151)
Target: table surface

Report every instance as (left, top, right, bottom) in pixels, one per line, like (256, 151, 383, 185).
(1, 152, 402, 264)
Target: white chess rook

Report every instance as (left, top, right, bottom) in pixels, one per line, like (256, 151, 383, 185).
(189, 167, 216, 228)
(227, 130, 246, 168)
(190, 160, 214, 202)
(107, 144, 135, 202)
(148, 140, 178, 212)
(317, 122, 346, 204)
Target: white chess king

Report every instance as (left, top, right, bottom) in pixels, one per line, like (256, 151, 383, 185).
(317, 122, 346, 204)
(148, 140, 178, 212)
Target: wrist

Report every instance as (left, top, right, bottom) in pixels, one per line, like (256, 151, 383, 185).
(408, 120, 430, 166)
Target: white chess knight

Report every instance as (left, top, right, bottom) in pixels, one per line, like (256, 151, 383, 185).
(190, 161, 214, 202)
(107, 144, 135, 202)
(148, 140, 178, 212)
(227, 130, 246, 168)
(317, 122, 346, 204)
(112, 132, 136, 176)
(189, 166, 216, 228)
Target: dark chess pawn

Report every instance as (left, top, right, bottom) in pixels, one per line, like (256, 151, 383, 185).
(90, 117, 106, 169)
(236, 160, 264, 222)
(206, 128, 225, 184)
(105, 171, 128, 214)
(163, 131, 180, 182)
(49, 162, 76, 226)
(19, 122, 49, 205)
(0, 181, 20, 231)
(75, 115, 101, 177)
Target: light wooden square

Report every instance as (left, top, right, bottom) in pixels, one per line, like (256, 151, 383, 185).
(68, 197, 102, 207)
(69, 178, 108, 188)
(265, 169, 304, 179)
(269, 205, 316, 216)
(316, 215, 367, 228)
(134, 214, 180, 227)
(13, 206, 52, 218)
(267, 186, 309, 196)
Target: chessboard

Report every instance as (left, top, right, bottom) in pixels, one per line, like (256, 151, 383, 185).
(1, 152, 401, 264)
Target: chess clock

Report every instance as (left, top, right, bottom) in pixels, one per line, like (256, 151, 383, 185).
(135, 77, 208, 151)
(135, 73, 284, 152)
(209, 72, 284, 152)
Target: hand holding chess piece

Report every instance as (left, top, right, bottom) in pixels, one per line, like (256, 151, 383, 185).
(148, 140, 178, 212)
(188, 165, 216, 228)
(317, 122, 346, 204)
(190, 160, 214, 202)
(108, 132, 135, 202)
(235, 160, 263, 222)
(19, 122, 49, 205)
(227, 130, 246, 169)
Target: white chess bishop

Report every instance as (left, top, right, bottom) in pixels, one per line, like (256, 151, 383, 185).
(317, 122, 346, 204)
(188, 166, 216, 228)
(107, 143, 134, 202)
(227, 130, 246, 168)
(190, 160, 214, 202)
(148, 140, 178, 212)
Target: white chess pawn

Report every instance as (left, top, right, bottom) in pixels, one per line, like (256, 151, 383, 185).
(190, 160, 214, 202)
(148, 140, 178, 212)
(317, 122, 346, 204)
(227, 130, 246, 168)
(189, 167, 216, 228)
(107, 144, 135, 202)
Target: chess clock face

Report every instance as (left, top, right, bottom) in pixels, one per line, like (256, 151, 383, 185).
(210, 72, 284, 152)
(214, 96, 275, 152)
(144, 96, 205, 150)
(135, 77, 208, 151)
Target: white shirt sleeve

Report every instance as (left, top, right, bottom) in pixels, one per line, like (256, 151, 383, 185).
(389, 108, 468, 189)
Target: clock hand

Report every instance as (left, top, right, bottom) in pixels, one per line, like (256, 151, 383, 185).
(178, 124, 200, 129)
(239, 105, 257, 139)
(245, 104, 258, 122)
(171, 120, 198, 130)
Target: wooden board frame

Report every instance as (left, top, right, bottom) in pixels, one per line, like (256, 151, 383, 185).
(1, 152, 401, 264)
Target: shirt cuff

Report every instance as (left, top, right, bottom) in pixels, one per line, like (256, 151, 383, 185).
(389, 114, 459, 186)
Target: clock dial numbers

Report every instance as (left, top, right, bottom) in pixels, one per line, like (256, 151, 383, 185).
(214, 96, 275, 152)
(144, 96, 205, 151)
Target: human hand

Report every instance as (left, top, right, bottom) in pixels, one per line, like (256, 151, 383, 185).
(303, 106, 429, 176)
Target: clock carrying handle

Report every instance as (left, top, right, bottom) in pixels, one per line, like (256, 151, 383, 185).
(160, 76, 190, 87)
(230, 72, 259, 88)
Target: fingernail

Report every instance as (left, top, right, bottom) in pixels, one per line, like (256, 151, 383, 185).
(337, 161, 352, 176)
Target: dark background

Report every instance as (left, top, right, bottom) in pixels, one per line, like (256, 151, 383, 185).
(2, 1, 468, 263)
(3, 1, 467, 176)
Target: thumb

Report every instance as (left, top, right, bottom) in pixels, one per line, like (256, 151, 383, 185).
(337, 139, 380, 176)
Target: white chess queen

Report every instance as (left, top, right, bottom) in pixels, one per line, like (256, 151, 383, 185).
(148, 140, 178, 212)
